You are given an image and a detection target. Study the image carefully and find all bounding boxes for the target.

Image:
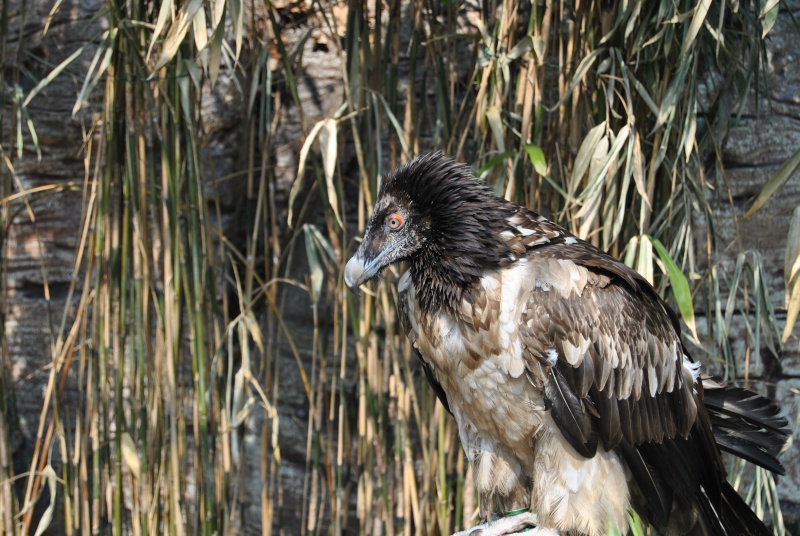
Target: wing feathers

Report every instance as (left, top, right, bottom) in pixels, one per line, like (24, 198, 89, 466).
(544, 363, 597, 457)
(619, 442, 673, 526)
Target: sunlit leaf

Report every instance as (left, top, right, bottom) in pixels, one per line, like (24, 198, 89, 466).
(569, 122, 606, 201)
(637, 233, 654, 285)
(649, 236, 698, 341)
(761, 0, 780, 37)
(152, 0, 203, 73)
(289, 119, 326, 226)
(147, 0, 174, 61)
(43, 0, 64, 35)
(121, 432, 141, 480)
(193, 6, 208, 55)
(319, 118, 343, 228)
(783, 207, 800, 342)
(523, 144, 547, 175)
(744, 146, 800, 218)
(681, 0, 711, 58)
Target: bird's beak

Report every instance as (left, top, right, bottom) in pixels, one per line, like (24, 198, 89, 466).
(344, 238, 407, 292)
(344, 254, 370, 292)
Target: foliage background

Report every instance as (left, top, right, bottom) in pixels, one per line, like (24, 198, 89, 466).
(0, 0, 799, 534)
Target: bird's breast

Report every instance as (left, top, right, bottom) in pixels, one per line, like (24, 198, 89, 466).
(401, 264, 546, 448)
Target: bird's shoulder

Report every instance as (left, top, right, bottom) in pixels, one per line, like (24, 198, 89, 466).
(494, 208, 699, 451)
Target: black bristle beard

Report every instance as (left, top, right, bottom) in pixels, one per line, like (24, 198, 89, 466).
(385, 154, 520, 314)
(408, 203, 517, 315)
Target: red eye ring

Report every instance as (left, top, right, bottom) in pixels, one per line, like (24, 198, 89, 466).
(386, 213, 404, 230)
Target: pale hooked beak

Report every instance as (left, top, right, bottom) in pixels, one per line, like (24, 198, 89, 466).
(344, 238, 407, 292)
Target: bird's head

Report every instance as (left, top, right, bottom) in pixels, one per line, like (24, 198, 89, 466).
(344, 154, 515, 304)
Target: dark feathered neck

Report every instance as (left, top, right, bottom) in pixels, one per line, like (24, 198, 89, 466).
(385, 156, 520, 314)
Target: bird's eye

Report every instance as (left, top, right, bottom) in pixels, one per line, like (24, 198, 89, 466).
(386, 213, 404, 230)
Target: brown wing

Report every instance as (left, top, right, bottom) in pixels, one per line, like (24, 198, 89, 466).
(517, 237, 699, 457)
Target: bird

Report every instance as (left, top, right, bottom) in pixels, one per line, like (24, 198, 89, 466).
(344, 154, 789, 536)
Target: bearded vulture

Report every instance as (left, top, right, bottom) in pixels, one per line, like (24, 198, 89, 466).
(344, 154, 789, 536)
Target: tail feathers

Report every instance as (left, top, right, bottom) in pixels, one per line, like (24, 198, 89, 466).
(692, 482, 774, 536)
(702, 377, 789, 475)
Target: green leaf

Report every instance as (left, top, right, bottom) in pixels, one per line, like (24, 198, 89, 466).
(523, 144, 547, 175)
(477, 151, 515, 175)
(649, 236, 698, 341)
(761, 0, 780, 37)
(73, 29, 117, 116)
(23, 43, 90, 107)
(744, 146, 800, 218)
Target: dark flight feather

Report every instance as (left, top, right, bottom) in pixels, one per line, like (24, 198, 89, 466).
(620, 441, 673, 526)
(544, 363, 597, 457)
(701, 378, 789, 475)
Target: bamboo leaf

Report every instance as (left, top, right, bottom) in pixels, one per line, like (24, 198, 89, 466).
(148, 0, 174, 61)
(761, 0, 780, 37)
(288, 119, 326, 226)
(783, 207, 800, 342)
(478, 151, 515, 175)
(375, 92, 411, 158)
(681, 0, 711, 58)
(23, 44, 89, 107)
(43, 0, 64, 35)
(485, 106, 506, 153)
(229, 0, 243, 60)
(121, 433, 141, 480)
(744, 146, 800, 218)
(637, 234, 654, 285)
(569, 122, 606, 200)
(649, 236, 698, 340)
(152, 0, 204, 72)
(506, 36, 533, 61)
(523, 144, 547, 175)
(73, 29, 117, 116)
(32, 465, 57, 536)
(319, 118, 343, 228)
(631, 130, 649, 208)
(193, 6, 208, 54)
(547, 48, 606, 111)
(212, 0, 225, 26)
(209, 19, 226, 87)
(580, 125, 630, 204)
(304, 225, 325, 302)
